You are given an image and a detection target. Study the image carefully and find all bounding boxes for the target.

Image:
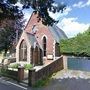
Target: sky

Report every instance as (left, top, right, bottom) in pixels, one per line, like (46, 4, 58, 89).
(16, 0, 90, 38)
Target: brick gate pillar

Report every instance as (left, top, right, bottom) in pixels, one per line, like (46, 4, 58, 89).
(28, 69, 36, 86)
(18, 67, 24, 81)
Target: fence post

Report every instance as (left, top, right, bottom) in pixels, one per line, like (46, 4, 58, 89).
(18, 66, 24, 81)
(28, 69, 36, 86)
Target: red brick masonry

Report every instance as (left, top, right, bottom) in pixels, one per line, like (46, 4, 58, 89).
(28, 56, 63, 86)
(25, 13, 55, 55)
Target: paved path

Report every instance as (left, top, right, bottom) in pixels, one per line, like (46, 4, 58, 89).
(33, 78, 90, 90)
(32, 70, 90, 90)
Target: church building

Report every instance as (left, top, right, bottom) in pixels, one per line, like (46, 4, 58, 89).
(16, 12, 67, 66)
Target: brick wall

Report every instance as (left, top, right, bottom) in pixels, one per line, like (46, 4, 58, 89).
(9, 58, 16, 63)
(0, 68, 18, 80)
(25, 12, 54, 56)
(28, 56, 63, 86)
(0, 67, 24, 81)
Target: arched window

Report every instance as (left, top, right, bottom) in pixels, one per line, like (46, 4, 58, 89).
(19, 40, 27, 61)
(43, 36, 47, 56)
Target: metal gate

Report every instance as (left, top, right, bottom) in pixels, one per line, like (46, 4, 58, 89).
(68, 57, 90, 71)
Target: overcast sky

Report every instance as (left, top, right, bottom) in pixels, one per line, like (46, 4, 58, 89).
(16, 0, 90, 38)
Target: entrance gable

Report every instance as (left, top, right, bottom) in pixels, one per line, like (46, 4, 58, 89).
(16, 31, 31, 63)
(16, 31, 30, 50)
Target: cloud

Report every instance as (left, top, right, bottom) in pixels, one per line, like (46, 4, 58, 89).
(57, 17, 90, 38)
(87, 0, 90, 6)
(73, 0, 90, 8)
(49, 7, 72, 20)
(15, 2, 23, 9)
(73, 1, 84, 8)
(23, 6, 72, 24)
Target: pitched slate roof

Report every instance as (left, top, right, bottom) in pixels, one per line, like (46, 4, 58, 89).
(26, 32, 41, 48)
(48, 25, 67, 43)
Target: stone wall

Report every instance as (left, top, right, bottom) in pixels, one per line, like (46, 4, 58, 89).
(28, 57, 63, 86)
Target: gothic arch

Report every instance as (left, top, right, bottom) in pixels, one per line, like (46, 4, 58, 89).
(19, 40, 27, 61)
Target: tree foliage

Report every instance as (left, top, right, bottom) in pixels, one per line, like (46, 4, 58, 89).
(0, 0, 23, 20)
(0, 27, 15, 54)
(0, 0, 66, 26)
(60, 27, 90, 56)
(0, 0, 24, 55)
(20, 0, 66, 25)
(0, 18, 24, 55)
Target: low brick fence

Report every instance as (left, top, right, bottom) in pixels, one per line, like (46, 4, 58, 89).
(0, 68, 18, 80)
(0, 67, 24, 81)
(28, 56, 63, 86)
(8, 57, 16, 63)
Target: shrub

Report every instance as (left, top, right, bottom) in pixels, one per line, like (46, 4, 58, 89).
(8, 63, 19, 69)
(33, 77, 52, 87)
(24, 64, 33, 70)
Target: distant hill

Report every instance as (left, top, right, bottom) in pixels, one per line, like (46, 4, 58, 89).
(60, 27, 90, 56)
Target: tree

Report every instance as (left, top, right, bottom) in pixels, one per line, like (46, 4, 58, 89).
(0, 26, 15, 55)
(0, 0, 23, 21)
(0, 0, 66, 26)
(0, 20, 24, 56)
(0, 0, 24, 55)
(60, 27, 90, 56)
(0, 13, 24, 55)
(21, 0, 66, 26)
